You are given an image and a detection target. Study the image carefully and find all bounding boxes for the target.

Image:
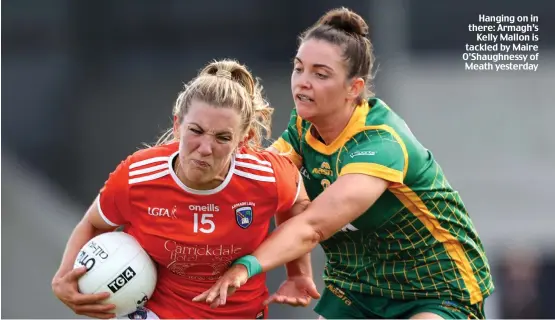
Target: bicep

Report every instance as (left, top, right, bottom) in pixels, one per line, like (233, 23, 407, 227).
(96, 157, 132, 226)
(275, 178, 310, 225)
(85, 196, 122, 231)
(304, 174, 388, 240)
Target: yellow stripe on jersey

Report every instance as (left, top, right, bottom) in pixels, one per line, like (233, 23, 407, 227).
(296, 114, 303, 140)
(390, 185, 483, 304)
(271, 137, 302, 168)
(340, 163, 403, 183)
(302, 101, 409, 180)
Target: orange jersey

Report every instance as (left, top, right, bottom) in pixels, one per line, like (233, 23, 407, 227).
(97, 142, 300, 319)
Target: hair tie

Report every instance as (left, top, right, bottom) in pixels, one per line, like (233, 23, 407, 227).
(215, 69, 232, 80)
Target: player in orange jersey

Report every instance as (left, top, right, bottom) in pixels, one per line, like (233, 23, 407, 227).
(51, 59, 320, 319)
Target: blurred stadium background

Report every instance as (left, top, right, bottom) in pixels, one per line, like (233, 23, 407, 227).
(2, 0, 554, 318)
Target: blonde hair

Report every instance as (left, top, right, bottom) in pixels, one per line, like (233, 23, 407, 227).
(155, 59, 273, 150)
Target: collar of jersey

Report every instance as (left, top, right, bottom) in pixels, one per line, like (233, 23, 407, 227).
(305, 100, 371, 155)
(167, 151, 236, 195)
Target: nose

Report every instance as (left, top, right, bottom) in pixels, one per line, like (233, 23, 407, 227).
(197, 136, 213, 156)
(299, 74, 312, 89)
(293, 70, 311, 89)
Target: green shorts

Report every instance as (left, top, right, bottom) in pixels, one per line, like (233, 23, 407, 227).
(314, 283, 486, 319)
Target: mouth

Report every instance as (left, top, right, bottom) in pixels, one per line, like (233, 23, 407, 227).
(295, 93, 314, 103)
(191, 159, 210, 168)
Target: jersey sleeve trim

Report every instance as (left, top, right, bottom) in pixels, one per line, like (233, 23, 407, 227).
(271, 137, 302, 168)
(96, 195, 120, 227)
(339, 163, 403, 183)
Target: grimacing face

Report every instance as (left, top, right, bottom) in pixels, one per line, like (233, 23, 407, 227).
(175, 100, 243, 189)
(291, 38, 354, 123)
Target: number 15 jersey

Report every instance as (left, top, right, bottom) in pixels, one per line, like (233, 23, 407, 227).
(97, 142, 301, 319)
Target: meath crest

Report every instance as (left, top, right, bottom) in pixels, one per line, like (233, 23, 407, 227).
(235, 206, 253, 229)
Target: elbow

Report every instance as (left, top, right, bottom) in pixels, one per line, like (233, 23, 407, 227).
(312, 226, 335, 242)
(303, 218, 326, 246)
(311, 227, 325, 243)
(303, 226, 324, 247)
(305, 216, 337, 243)
(278, 213, 326, 249)
(288, 218, 323, 250)
(79, 217, 99, 233)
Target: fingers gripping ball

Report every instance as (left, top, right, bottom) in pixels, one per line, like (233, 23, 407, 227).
(73, 232, 157, 317)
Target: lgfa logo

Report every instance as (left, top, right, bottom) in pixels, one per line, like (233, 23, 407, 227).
(148, 205, 177, 219)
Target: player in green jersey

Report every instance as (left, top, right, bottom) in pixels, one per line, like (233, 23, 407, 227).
(194, 7, 494, 319)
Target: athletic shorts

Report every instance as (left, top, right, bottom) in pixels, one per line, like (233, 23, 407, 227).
(120, 306, 267, 319)
(120, 307, 159, 319)
(314, 283, 486, 319)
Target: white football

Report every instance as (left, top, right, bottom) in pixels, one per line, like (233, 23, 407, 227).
(73, 232, 157, 317)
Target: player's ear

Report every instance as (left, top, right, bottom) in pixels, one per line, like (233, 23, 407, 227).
(173, 115, 180, 138)
(239, 129, 253, 146)
(348, 77, 365, 100)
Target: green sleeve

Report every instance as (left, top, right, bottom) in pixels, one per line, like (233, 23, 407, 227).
(338, 128, 407, 183)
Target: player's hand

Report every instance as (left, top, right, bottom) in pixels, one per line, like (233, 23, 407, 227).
(52, 266, 116, 319)
(264, 275, 320, 307)
(192, 264, 249, 309)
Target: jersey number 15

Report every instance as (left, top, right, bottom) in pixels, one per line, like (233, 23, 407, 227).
(193, 213, 215, 233)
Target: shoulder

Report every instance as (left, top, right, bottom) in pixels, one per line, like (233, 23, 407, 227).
(362, 98, 413, 141)
(127, 142, 178, 166)
(124, 142, 178, 185)
(339, 98, 419, 181)
(247, 148, 297, 170)
(342, 98, 410, 152)
(234, 148, 297, 183)
(126, 142, 179, 169)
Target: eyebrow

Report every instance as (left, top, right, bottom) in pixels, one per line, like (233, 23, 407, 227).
(294, 57, 334, 72)
(188, 122, 233, 135)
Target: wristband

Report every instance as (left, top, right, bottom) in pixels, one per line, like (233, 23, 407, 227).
(232, 255, 263, 278)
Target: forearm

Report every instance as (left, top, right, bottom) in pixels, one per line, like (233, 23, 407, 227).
(254, 215, 321, 274)
(285, 253, 313, 278)
(249, 174, 382, 274)
(53, 219, 105, 280)
(275, 196, 313, 277)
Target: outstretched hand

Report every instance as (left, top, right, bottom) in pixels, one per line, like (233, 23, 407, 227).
(264, 275, 320, 307)
(192, 264, 249, 309)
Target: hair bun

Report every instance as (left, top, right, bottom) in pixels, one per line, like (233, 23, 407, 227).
(318, 7, 369, 37)
(200, 59, 255, 96)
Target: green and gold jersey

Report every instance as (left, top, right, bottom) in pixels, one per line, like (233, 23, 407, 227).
(272, 98, 494, 305)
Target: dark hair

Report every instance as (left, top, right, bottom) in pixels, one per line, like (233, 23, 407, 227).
(300, 7, 375, 103)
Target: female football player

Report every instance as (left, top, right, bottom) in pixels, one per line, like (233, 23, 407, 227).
(194, 8, 494, 319)
(51, 59, 320, 319)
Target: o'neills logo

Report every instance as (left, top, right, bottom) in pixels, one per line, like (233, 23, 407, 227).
(189, 204, 220, 212)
